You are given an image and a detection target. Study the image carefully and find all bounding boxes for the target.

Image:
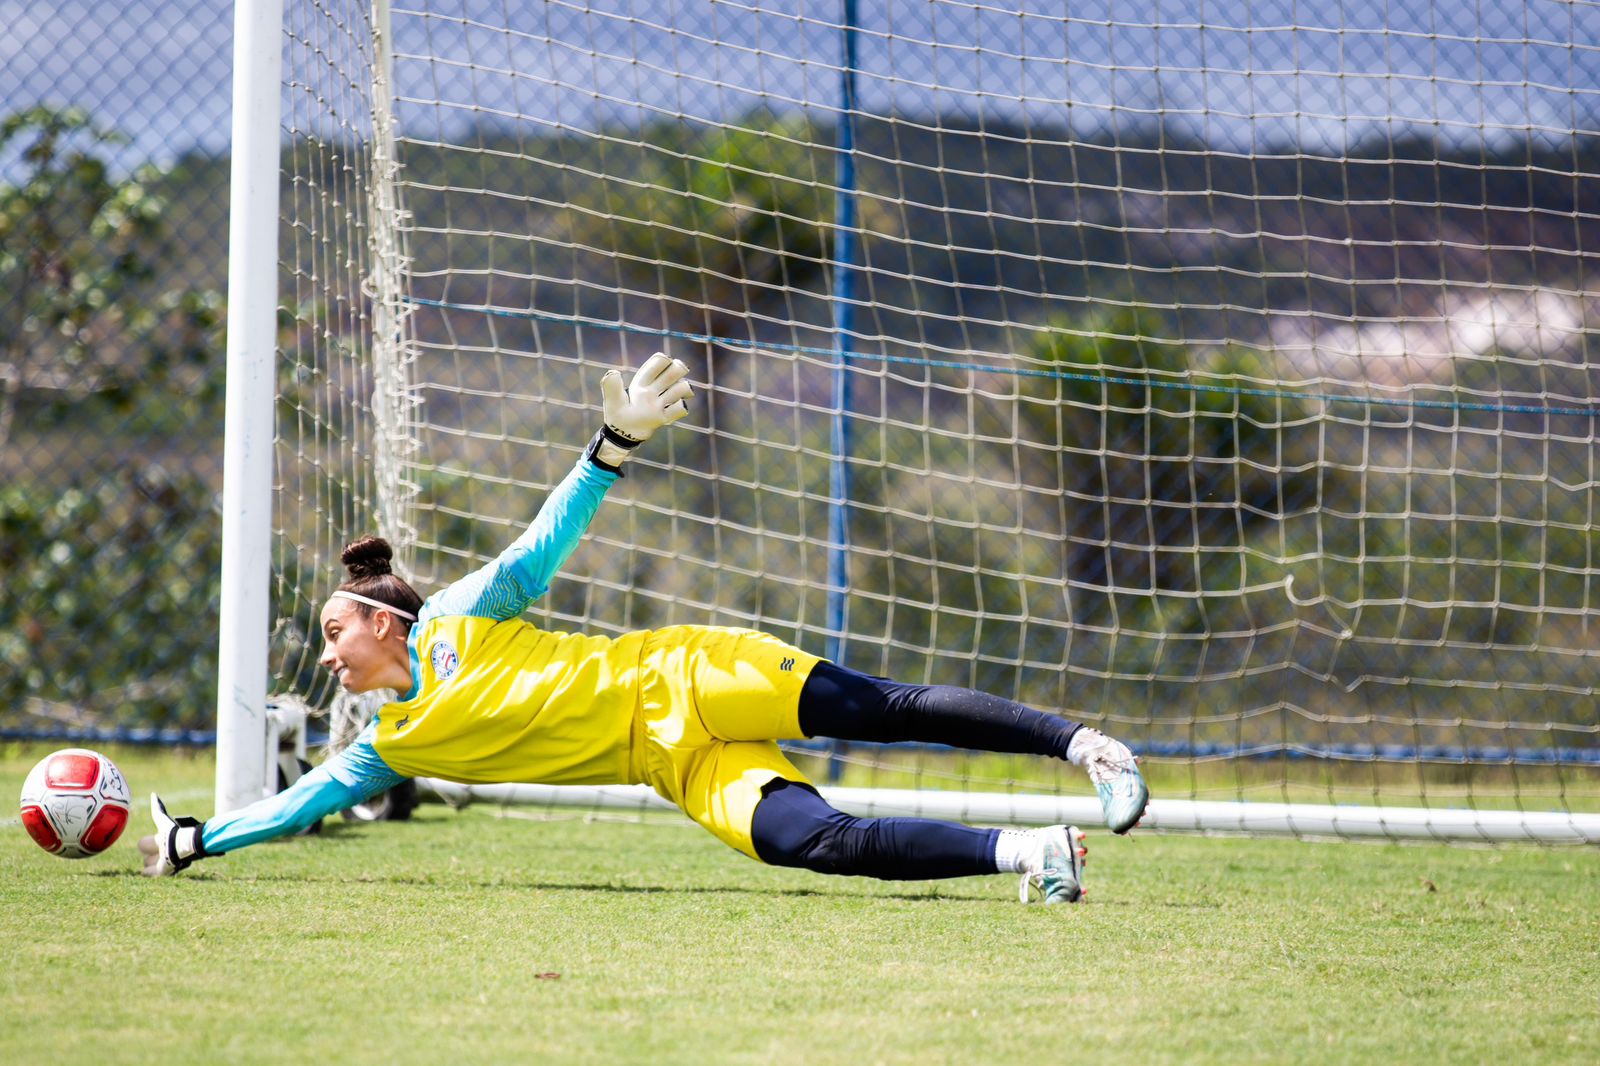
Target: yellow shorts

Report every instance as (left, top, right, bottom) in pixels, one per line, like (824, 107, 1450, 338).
(633, 626, 823, 859)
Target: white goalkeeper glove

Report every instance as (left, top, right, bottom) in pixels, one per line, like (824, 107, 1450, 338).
(587, 352, 693, 472)
(138, 793, 209, 877)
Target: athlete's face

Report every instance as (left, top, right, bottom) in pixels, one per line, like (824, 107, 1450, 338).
(318, 599, 408, 693)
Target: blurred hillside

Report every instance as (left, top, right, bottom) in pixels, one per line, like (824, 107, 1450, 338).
(396, 114, 1600, 354)
(4, 105, 1599, 737)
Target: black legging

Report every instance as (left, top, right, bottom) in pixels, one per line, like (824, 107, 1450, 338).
(749, 662, 1081, 880)
(750, 779, 1000, 880)
(796, 660, 1080, 759)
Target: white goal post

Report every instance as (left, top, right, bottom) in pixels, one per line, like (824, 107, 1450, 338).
(221, 0, 1600, 843)
(215, 0, 286, 814)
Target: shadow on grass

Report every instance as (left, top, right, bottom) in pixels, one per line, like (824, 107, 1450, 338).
(90, 865, 1220, 908)
(88, 865, 993, 903)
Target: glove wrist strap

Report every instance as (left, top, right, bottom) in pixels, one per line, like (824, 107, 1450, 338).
(168, 820, 208, 872)
(586, 428, 635, 474)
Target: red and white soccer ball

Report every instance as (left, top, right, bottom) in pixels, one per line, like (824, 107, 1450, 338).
(19, 748, 132, 859)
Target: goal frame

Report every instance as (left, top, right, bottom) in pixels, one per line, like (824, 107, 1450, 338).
(218, 0, 1600, 843)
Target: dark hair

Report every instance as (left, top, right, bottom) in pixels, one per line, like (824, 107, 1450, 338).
(337, 536, 424, 623)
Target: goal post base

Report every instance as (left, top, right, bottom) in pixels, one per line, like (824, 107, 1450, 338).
(414, 779, 1600, 846)
(254, 3, 1600, 846)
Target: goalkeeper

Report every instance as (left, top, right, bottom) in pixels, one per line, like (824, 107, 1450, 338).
(141, 355, 1148, 903)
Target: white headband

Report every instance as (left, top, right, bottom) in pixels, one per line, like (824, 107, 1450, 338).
(330, 590, 418, 622)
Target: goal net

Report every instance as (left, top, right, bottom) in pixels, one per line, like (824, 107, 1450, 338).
(260, 0, 1600, 842)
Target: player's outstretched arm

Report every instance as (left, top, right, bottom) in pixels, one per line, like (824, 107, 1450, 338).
(138, 737, 405, 876)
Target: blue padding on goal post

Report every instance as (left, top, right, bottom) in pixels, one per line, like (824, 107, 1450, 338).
(0, 727, 330, 749)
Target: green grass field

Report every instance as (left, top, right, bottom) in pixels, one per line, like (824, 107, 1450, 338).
(2, 743, 1597, 1065)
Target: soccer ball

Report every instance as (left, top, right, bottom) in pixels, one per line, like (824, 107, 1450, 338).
(18, 748, 132, 859)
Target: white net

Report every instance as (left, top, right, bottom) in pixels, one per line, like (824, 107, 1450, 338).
(271, 0, 1600, 839)
(271, 0, 385, 705)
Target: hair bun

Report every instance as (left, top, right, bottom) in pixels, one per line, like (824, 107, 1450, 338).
(341, 535, 394, 579)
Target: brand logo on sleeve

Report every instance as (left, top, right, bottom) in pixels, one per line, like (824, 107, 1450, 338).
(429, 639, 460, 682)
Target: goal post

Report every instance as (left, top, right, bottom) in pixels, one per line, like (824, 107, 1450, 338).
(230, 0, 1600, 843)
(214, 0, 286, 815)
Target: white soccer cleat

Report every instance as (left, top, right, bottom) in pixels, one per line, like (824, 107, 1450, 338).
(1018, 825, 1087, 904)
(1071, 728, 1150, 834)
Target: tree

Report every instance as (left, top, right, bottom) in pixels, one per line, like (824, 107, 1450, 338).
(1021, 308, 1323, 629)
(0, 106, 221, 447)
(557, 115, 850, 625)
(0, 106, 225, 734)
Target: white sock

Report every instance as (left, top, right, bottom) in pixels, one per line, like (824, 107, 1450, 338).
(992, 828, 1041, 873)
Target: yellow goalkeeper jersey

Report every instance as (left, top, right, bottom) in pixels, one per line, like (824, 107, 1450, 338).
(362, 457, 642, 785)
(371, 613, 646, 785)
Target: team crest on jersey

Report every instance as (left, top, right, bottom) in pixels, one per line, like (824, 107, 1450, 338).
(429, 638, 460, 681)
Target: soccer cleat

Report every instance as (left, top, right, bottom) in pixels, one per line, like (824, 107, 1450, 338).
(1018, 825, 1087, 904)
(1072, 728, 1151, 834)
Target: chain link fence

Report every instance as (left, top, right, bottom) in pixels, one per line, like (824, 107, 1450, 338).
(3, 2, 235, 740)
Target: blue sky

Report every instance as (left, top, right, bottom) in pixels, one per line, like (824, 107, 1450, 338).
(3, 0, 1597, 177)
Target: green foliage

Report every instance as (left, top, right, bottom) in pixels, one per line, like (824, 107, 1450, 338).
(1032, 307, 1316, 462)
(571, 114, 832, 293)
(0, 472, 221, 730)
(0, 107, 227, 733)
(0, 107, 223, 440)
(1015, 309, 1324, 633)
